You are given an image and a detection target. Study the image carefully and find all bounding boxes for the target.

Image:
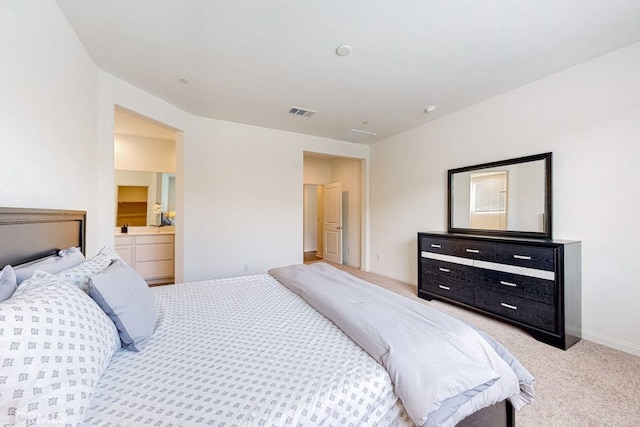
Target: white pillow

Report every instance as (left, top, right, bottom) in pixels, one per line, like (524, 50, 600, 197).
(14, 247, 86, 285)
(0, 271, 120, 426)
(56, 246, 121, 292)
(94, 246, 122, 264)
(0, 265, 17, 302)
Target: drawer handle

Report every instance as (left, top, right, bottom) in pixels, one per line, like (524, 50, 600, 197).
(513, 255, 532, 260)
(430, 244, 442, 248)
(438, 268, 451, 273)
(438, 285, 451, 291)
(500, 302, 518, 310)
(465, 249, 480, 254)
(499, 280, 518, 288)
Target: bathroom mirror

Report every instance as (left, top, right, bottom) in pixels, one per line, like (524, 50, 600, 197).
(115, 170, 176, 227)
(448, 152, 552, 239)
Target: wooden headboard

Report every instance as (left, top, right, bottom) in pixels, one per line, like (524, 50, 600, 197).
(0, 208, 86, 267)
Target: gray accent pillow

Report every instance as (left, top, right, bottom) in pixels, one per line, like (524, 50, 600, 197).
(0, 265, 17, 302)
(88, 260, 156, 352)
(14, 246, 86, 284)
(56, 249, 116, 292)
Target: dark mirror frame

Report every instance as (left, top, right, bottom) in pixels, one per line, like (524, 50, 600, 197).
(447, 152, 552, 239)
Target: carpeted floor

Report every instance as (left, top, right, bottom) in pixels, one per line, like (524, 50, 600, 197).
(326, 262, 640, 427)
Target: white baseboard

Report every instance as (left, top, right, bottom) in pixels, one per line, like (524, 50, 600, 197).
(582, 330, 640, 357)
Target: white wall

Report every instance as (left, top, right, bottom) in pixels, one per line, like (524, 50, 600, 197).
(114, 134, 176, 173)
(370, 41, 640, 355)
(303, 185, 319, 252)
(303, 157, 332, 184)
(0, 1, 100, 252)
(182, 117, 369, 281)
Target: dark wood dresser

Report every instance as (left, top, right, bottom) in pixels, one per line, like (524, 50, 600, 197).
(417, 232, 581, 349)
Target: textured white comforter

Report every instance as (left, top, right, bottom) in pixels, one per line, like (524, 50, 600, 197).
(84, 275, 412, 426)
(269, 263, 535, 427)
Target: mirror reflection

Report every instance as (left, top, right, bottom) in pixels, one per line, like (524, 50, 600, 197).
(449, 153, 550, 237)
(115, 171, 176, 227)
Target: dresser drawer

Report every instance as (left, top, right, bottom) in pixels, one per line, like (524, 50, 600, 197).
(114, 246, 133, 265)
(421, 258, 473, 285)
(475, 268, 555, 305)
(420, 236, 458, 255)
(136, 260, 174, 280)
(135, 243, 174, 262)
(420, 275, 474, 305)
(114, 235, 133, 245)
(452, 240, 496, 262)
(496, 244, 556, 271)
(135, 234, 174, 245)
(474, 290, 556, 332)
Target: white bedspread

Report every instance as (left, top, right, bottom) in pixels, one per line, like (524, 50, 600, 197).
(269, 263, 535, 427)
(84, 275, 411, 426)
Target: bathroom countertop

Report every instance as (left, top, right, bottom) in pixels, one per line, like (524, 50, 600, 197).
(114, 226, 175, 236)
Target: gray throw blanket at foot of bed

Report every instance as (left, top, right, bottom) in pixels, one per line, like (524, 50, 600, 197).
(268, 263, 535, 427)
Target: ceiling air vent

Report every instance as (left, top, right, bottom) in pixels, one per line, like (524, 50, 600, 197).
(288, 106, 317, 117)
(342, 129, 376, 143)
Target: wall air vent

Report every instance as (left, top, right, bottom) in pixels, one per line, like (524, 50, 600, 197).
(288, 106, 317, 117)
(341, 129, 376, 143)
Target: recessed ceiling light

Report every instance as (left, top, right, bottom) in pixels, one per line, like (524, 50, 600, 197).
(335, 45, 352, 56)
(424, 105, 437, 113)
(178, 78, 190, 85)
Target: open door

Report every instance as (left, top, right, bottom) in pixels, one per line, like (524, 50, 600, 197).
(323, 182, 342, 264)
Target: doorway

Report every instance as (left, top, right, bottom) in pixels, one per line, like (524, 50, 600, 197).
(113, 107, 178, 284)
(303, 153, 363, 268)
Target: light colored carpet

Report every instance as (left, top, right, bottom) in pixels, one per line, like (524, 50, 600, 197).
(325, 262, 640, 427)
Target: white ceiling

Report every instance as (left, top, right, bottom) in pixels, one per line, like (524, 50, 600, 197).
(57, 1, 640, 144)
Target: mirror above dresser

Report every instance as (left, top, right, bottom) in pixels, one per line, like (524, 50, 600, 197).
(448, 152, 552, 239)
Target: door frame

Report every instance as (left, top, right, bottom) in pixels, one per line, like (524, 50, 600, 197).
(302, 152, 368, 270)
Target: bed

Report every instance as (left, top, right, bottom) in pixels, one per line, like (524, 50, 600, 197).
(0, 208, 534, 426)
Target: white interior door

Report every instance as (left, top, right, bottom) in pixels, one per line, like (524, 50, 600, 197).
(323, 182, 342, 264)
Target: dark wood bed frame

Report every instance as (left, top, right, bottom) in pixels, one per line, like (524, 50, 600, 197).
(0, 207, 515, 427)
(458, 398, 514, 427)
(0, 207, 86, 267)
